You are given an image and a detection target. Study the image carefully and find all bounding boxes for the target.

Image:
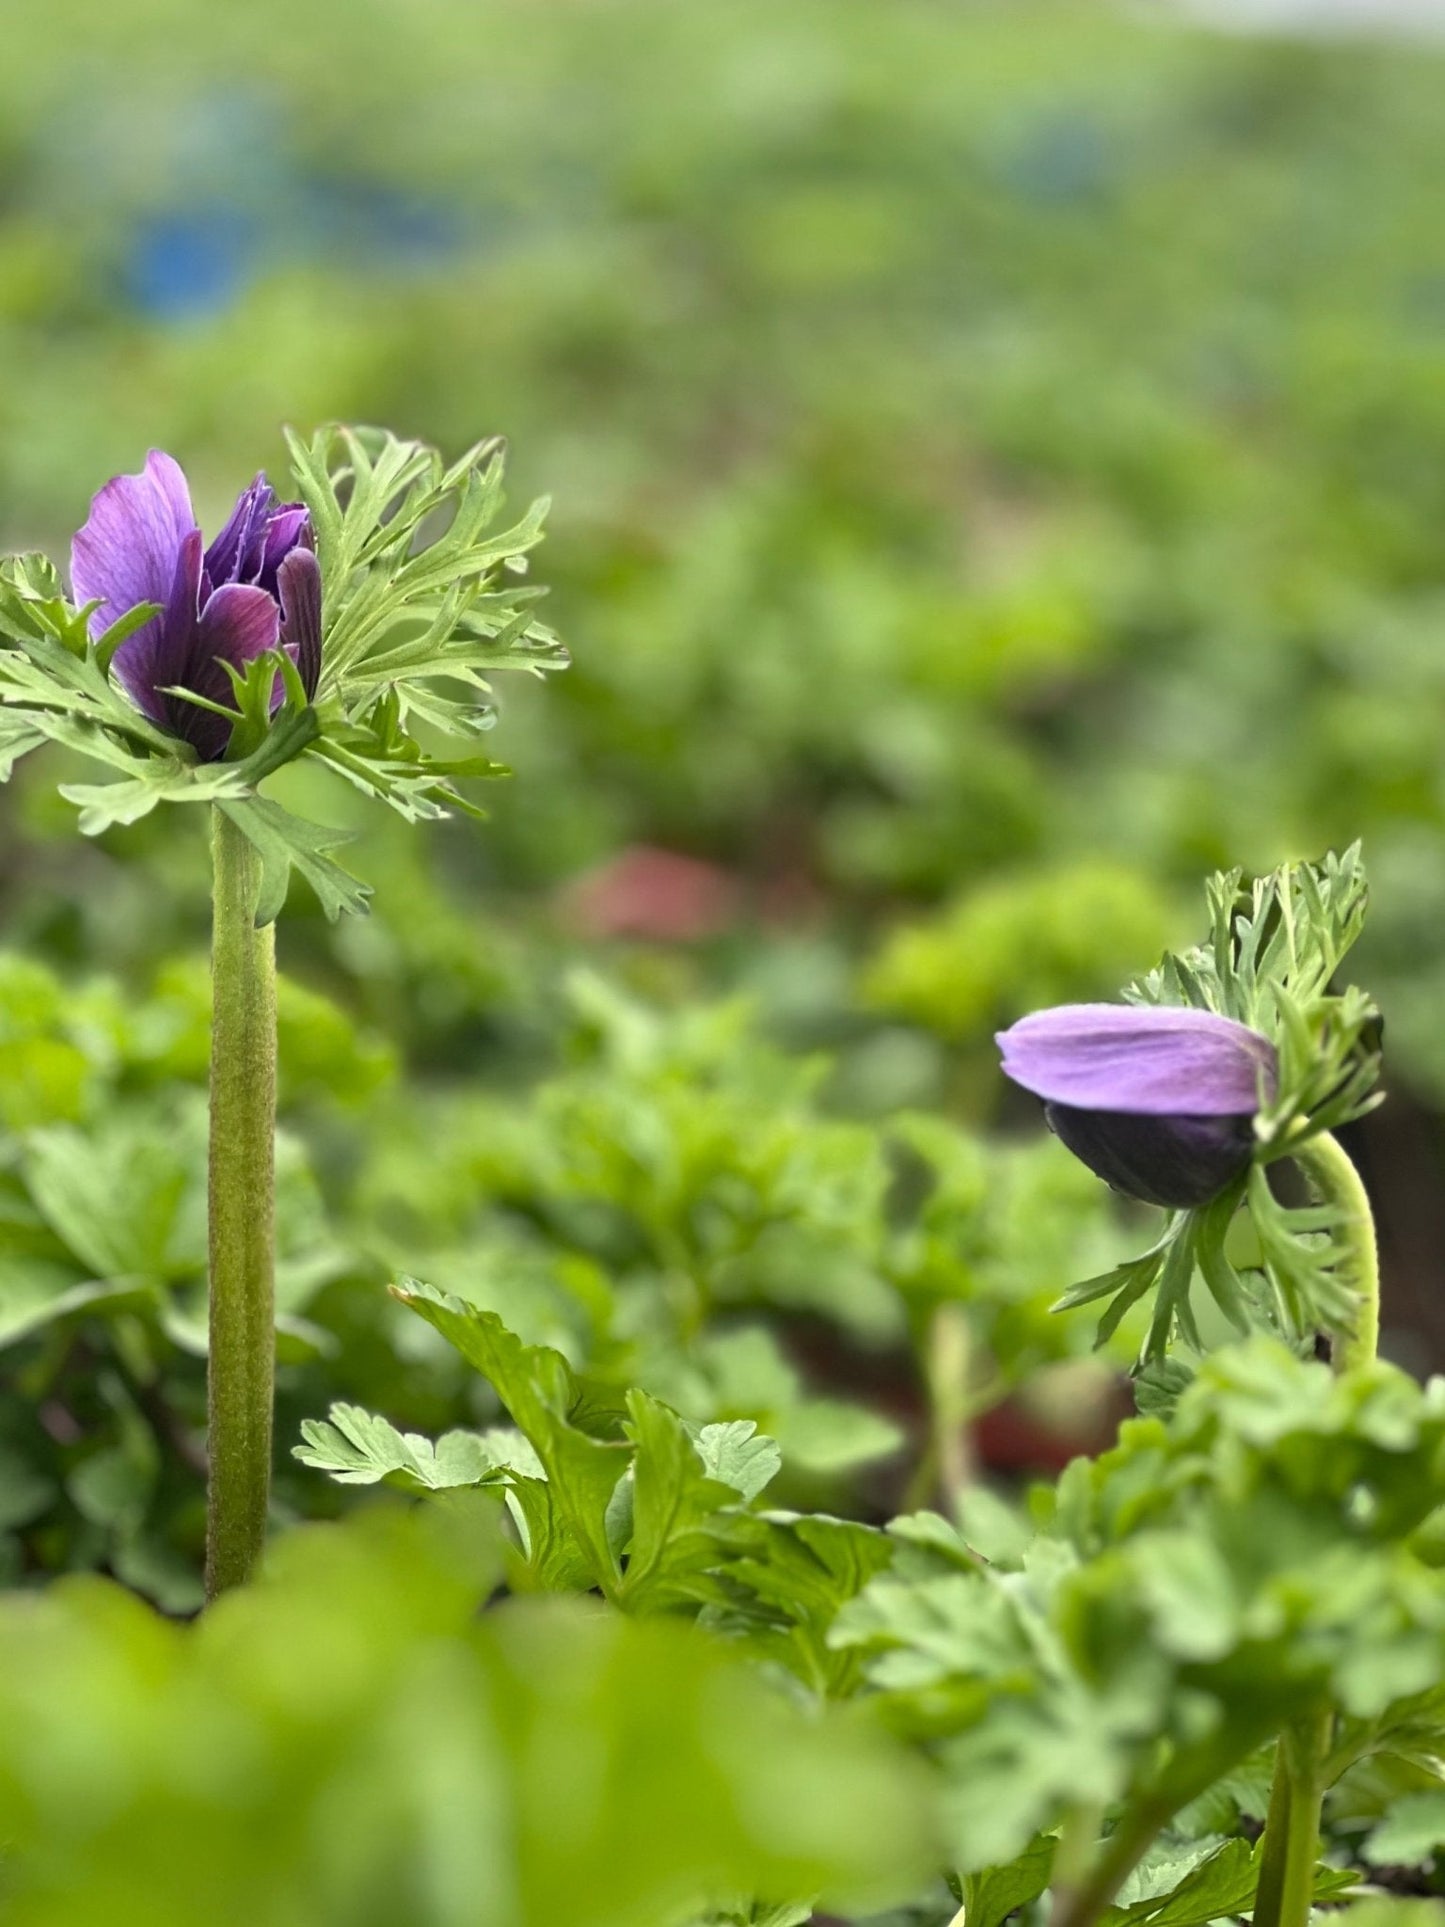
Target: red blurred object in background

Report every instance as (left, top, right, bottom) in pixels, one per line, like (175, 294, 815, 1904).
(560, 844, 743, 943)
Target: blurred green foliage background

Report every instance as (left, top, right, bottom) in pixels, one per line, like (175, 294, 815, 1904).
(8, 5, 1445, 1918)
(3, 0, 1445, 1567)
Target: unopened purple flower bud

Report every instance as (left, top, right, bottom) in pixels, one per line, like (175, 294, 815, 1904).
(995, 1003, 1277, 1208)
(71, 451, 322, 762)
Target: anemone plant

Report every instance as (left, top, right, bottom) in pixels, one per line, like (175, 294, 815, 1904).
(998, 847, 1385, 1927)
(0, 425, 566, 1597)
(998, 847, 1382, 1373)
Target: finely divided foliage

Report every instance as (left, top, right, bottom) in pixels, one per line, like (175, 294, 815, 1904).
(0, 436, 1434, 1926)
(0, 426, 565, 921)
(286, 425, 564, 817)
(288, 848, 1445, 1927)
(1057, 849, 1383, 1367)
(1125, 846, 1379, 1158)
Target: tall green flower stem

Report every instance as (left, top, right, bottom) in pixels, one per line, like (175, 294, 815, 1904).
(204, 805, 278, 1600)
(1252, 1129, 1381, 1927)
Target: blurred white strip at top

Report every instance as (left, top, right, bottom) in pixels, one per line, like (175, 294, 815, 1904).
(1145, 0, 1445, 37)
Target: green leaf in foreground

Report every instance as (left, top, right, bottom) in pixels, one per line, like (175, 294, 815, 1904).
(0, 1505, 940, 1926)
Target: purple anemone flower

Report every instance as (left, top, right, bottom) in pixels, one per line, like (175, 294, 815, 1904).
(71, 451, 322, 762)
(996, 1003, 1278, 1209)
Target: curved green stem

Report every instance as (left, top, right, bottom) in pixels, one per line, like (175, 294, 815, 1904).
(1253, 1131, 1378, 1927)
(1290, 1129, 1380, 1374)
(1044, 1717, 1287, 1927)
(1044, 1790, 1196, 1927)
(205, 806, 277, 1599)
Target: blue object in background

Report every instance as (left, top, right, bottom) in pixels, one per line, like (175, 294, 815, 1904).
(121, 175, 470, 322)
(101, 80, 471, 323)
(124, 207, 259, 320)
(991, 110, 1117, 208)
(301, 175, 469, 271)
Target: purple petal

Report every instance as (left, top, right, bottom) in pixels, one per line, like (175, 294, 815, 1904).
(70, 450, 197, 640)
(204, 474, 275, 589)
(110, 529, 205, 730)
(261, 505, 310, 578)
(166, 583, 281, 761)
(277, 546, 323, 699)
(193, 582, 281, 686)
(1045, 1105, 1255, 1209)
(996, 1004, 1277, 1117)
(205, 475, 310, 601)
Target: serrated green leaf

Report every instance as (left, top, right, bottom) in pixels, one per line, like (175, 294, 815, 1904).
(216, 795, 371, 925)
(962, 1833, 1057, 1927)
(1363, 1789, 1445, 1867)
(1054, 1245, 1167, 1317)
(692, 1420, 783, 1503)
(504, 1473, 606, 1594)
(293, 1402, 528, 1491)
(708, 1510, 894, 1696)
(285, 423, 565, 705)
(701, 1903, 816, 1927)
(1128, 848, 1380, 1157)
(618, 1390, 742, 1610)
(393, 1282, 627, 1598)
(0, 711, 47, 778)
(1105, 1835, 1355, 1927)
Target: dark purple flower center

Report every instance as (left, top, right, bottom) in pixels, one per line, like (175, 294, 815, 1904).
(203, 477, 312, 604)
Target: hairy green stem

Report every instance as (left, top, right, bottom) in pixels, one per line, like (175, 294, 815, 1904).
(1253, 1130, 1379, 1927)
(205, 806, 277, 1599)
